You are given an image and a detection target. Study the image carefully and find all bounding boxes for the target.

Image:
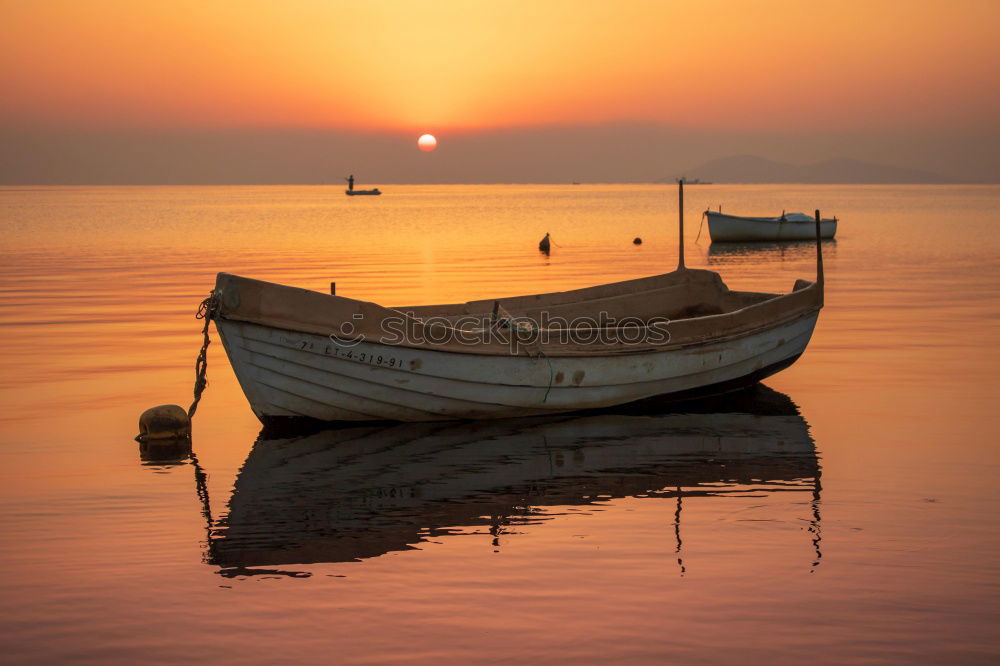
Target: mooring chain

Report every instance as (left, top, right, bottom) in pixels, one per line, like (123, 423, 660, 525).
(188, 291, 219, 419)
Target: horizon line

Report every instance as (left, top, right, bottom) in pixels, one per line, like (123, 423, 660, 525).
(2, 181, 996, 187)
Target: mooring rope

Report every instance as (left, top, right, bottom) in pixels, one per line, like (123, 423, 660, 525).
(695, 210, 707, 242)
(539, 350, 555, 403)
(494, 300, 555, 403)
(188, 292, 219, 419)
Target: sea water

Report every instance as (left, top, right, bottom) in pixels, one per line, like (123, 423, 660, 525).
(1, 184, 998, 663)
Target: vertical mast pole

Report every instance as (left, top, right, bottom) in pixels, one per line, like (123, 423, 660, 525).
(814, 209, 824, 287)
(678, 180, 686, 270)
(815, 209, 825, 307)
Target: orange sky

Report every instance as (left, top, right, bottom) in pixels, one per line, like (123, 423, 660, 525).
(2, 0, 999, 134)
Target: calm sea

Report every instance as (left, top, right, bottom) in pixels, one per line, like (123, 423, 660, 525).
(1, 184, 998, 664)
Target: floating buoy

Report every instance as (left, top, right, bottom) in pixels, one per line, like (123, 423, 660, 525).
(136, 404, 191, 442)
(135, 294, 216, 461)
(633, 237, 642, 245)
(539, 232, 551, 254)
(134, 293, 216, 454)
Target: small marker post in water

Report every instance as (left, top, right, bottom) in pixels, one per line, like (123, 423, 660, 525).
(539, 232, 551, 254)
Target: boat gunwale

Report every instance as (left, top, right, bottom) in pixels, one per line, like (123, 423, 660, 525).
(214, 277, 822, 358)
(706, 211, 839, 224)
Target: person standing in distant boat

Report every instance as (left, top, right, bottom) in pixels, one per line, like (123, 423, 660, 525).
(346, 174, 355, 191)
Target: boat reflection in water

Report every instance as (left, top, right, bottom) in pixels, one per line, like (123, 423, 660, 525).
(203, 385, 821, 577)
(707, 239, 837, 263)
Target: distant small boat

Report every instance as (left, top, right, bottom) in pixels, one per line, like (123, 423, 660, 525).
(707, 211, 837, 242)
(345, 188, 381, 196)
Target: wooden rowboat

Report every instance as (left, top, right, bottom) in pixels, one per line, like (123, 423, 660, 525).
(211, 185, 825, 424)
(707, 210, 837, 242)
(345, 188, 381, 196)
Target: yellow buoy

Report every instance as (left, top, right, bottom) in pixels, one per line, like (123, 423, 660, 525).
(136, 404, 191, 442)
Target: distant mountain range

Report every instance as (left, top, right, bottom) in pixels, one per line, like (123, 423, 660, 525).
(680, 154, 952, 184)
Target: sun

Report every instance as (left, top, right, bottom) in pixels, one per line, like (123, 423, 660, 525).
(417, 134, 437, 152)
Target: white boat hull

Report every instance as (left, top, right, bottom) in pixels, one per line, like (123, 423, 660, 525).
(708, 212, 837, 242)
(215, 311, 819, 423)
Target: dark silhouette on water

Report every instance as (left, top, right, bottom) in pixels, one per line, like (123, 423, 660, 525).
(343, 174, 381, 196)
(186, 385, 821, 577)
(539, 232, 551, 254)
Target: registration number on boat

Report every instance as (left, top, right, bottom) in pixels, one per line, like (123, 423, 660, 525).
(280, 336, 407, 369)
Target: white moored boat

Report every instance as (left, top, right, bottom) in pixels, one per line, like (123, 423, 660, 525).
(208, 185, 825, 424)
(707, 210, 837, 242)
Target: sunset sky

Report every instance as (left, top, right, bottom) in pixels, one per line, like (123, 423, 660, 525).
(2, 0, 998, 183)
